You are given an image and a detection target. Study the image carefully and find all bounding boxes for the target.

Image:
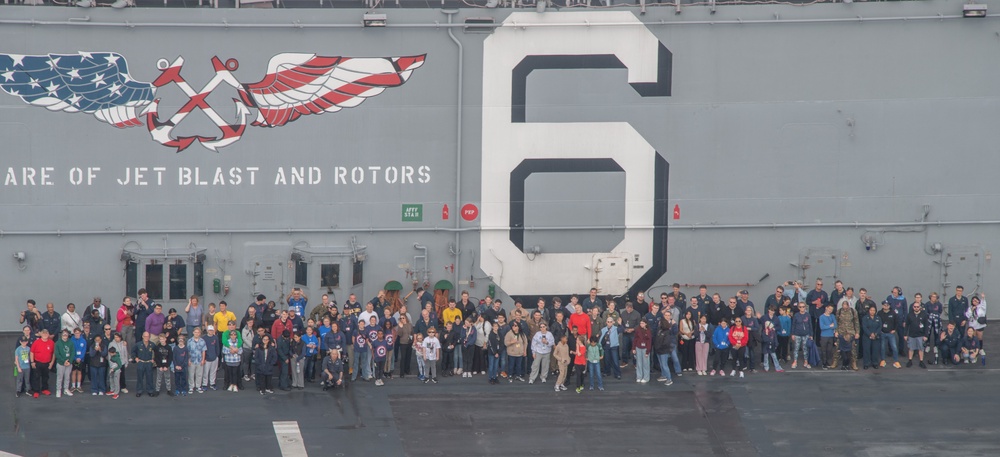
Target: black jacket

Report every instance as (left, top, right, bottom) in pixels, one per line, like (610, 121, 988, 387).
(904, 310, 930, 338)
(254, 345, 277, 375)
(153, 343, 172, 368)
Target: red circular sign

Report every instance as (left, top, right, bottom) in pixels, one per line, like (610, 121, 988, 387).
(461, 203, 479, 221)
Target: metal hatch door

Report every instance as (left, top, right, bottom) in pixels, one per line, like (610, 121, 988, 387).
(593, 253, 632, 296)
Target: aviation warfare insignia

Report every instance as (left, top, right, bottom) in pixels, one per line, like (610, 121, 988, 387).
(0, 52, 426, 152)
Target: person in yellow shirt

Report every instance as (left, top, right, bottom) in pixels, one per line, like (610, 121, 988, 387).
(441, 299, 463, 328)
(214, 301, 237, 337)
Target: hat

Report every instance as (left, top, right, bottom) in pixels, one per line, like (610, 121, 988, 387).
(881, 300, 890, 306)
(18, 336, 29, 343)
(257, 294, 266, 301)
(739, 289, 749, 295)
(206, 325, 215, 331)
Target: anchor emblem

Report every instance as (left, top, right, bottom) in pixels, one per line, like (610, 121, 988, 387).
(144, 57, 250, 152)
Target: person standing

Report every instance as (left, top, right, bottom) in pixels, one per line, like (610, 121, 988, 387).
(860, 306, 882, 369)
(396, 315, 414, 378)
(172, 336, 189, 396)
(131, 331, 155, 397)
(88, 334, 108, 396)
(529, 323, 554, 384)
(632, 319, 652, 383)
(903, 301, 930, 369)
(422, 327, 441, 384)
(878, 301, 901, 368)
(694, 315, 712, 376)
(223, 331, 243, 392)
(187, 327, 207, 393)
(14, 337, 32, 398)
(202, 325, 221, 390)
(255, 334, 277, 394)
(29, 329, 56, 398)
(54, 331, 74, 397)
(152, 333, 173, 397)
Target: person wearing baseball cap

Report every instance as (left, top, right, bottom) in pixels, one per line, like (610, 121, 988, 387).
(878, 301, 901, 368)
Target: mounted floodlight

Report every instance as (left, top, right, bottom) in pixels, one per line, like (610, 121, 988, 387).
(963, 3, 987, 17)
(363, 13, 387, 27)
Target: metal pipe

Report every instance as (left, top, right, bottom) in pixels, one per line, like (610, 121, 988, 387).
(445, 9, 463, 301)
(0, 13, 989, 30)
(3, 219, 1000, 237)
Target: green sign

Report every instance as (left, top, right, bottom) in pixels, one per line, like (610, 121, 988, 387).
(402, 204, 423, 222)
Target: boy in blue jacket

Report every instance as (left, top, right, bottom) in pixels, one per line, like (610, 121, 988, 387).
(710, 319, 732, 376)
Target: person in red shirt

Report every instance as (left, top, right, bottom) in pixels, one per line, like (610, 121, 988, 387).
(29, 329, 56, 397)
(728, 317, 750, 378)
(568, 304, 592, 340)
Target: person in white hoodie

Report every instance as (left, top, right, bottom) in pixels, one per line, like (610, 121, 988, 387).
(965, 294, 987, 354)
(528, 323, 555, 384)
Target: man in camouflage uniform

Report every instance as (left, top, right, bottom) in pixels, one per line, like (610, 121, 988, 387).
(833, 299, 861, 370)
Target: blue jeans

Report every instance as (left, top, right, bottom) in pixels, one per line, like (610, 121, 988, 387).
(620, 334, 634, 364)
(635, 348, 649, 381)
(657, 353, 673, 381)
(454, 347, 463, 371)
(509, 356, 525, 378)
(488, 353, 500, 379)
(587, 361, 603, 389)
(89, 366, 107, 393)
(352, 349, 369, 380)
(304, 355, 316, 381)
(602, 345, 621, 378)
(762, 351, 782, 371)
(499, 349, 507, 374)
(881, 333, 898, 362)
(665, 347, 682, 374)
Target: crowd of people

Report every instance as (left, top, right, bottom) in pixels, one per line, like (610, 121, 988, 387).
(12, 279, 989, 399)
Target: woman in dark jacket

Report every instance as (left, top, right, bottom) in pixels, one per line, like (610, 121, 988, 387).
(254, 334, 277, 395)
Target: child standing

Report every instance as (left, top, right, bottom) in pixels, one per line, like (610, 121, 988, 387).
(422, 327, 441, 384)
(413, 333, 427, 381)
(14, 337, 31, 398)
(777, 305, 792, 362)
(173, 336, 190, 396)
(553, 334, 570, 391)
(372, 329, 388, 386)
(586, 336, 605, 391)
(107, 347, 122, 399)
(761, 321, 783, 373)
(573, 336, 587, 393)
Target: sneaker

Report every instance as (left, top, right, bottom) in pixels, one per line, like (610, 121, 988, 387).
(554, 385, 560, 392)
(739, 372, 745, 378)
(260, 390, 265, 395)
(106, 392, 114, 396)
(906, 360, 913, 368)
(776, 369, 784, 373)
(121, 388, 128, 394)
(656, 377, 668, 382)
(64, 390, 73, 397)
(33, 393, 39, 399)
(528, 380, 534, 385)
(664, 380, 673, 386)
(589, 387, 594, 391)
(919, 361, 927, 369)
(210, 385, 218, 391)
(188, 390, 194, 394)
(576, 386, 583, 393)
(893, 362, 901, 369)
(430, 378, 438, 384)
(718, 371, 725, 377)
(709, 370, 716, 376)
(620, 363, 628, 368)
(243, 376, 251, 382)
(99, 392, 105, 396)
(42, 390, 51, 396)
(265, 389, 274, 393)
(56, 391, 61, 398)
(541, 379, 547, 383)
(804, 364, 812, 369)
(560, 385, 567, 391)
(598, 387, 604, 391)
(136, 393, 142, 397)
(112, 394, 119, 399)
(92, 392, 97, 396)
(880, 360, 886, 368)
(729, 370, 736, 377)
(791, 361, 798, 369)
(423, 379, 430, 384)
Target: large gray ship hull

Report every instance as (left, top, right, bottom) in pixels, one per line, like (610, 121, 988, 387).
(1, 1, 997, 328)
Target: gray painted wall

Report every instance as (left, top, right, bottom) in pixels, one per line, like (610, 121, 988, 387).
(0, 2, 997, 330)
